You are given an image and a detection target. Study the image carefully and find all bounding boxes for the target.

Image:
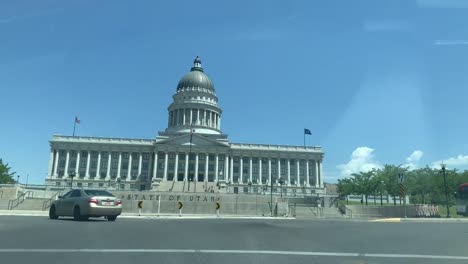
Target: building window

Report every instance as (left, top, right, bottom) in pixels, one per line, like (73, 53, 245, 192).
(142, 162, 149, 170)
(143, 153, 149, 160)
(122, 163, 128, 169)
(120, 184, 125, 190)
(92, 151, 98, 158)
(80, 160, 86, 168)
(132, 172, 138, 178)
(199, 154, 205, 159)
(132, 153, 139, 159)
(56, 182, 61, 186)
(253, 167, 257, 173)
(81, 151, 87, 157)
(112, 152, 119, 159)
(88, 182, 93, 188)
(132, 163, 138, 170)
(59, 160, 66, 167)
(219, 155, 225, 161)
(91, 161, 97, 169)
(77, 182, 82, 187)
(130, 184, 136, 190)
(123, 152, 129, 159)
(71, 151, 76, 157)
(99, 183, 104, 187)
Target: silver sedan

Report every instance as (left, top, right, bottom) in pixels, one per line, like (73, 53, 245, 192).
(49, 189, 122, 221)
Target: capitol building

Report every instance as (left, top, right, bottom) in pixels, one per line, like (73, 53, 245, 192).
(45, 57, 325, 195)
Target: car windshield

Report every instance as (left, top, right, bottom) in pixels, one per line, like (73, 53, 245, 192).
(84, 190, 114, 197)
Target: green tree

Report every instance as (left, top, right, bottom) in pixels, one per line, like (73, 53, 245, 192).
(351, 169, 379, 206)
(378, 164, 408, 205)
(0, 159, 16, 184)
(337, 178, 355, 204)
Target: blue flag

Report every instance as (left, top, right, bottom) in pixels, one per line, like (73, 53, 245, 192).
(304, 128, 311, 135)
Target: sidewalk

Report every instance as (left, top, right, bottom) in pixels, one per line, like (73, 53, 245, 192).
(370, 217, 468, 223)
(0, 210, 293, 220)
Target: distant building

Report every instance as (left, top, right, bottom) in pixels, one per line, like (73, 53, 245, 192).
(45, 57, 325, 195)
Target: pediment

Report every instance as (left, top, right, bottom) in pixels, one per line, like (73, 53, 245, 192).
(156, 134, 229, 148)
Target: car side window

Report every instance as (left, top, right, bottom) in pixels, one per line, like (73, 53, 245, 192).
(70, 190, 81, 198)
(62, 191, 73, 199)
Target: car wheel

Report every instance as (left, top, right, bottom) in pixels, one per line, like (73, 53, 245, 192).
(49, 206, 58, 220)
(107, 215, 117, 221)
(73, 206, 82, 221)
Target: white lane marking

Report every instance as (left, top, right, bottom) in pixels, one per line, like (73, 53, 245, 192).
(0, 249, 467, 260)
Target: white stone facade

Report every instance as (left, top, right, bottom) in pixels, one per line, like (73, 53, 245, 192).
(45, 57, 325, 195)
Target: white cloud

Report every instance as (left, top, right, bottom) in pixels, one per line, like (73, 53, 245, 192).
(363, 20, 410, 32)
(337, 147, 381, 177)
(404, 150, 424, 169)
(431, 155, 468, 169)
(417, 0, 468, 8)
(434, 40, 468, 45)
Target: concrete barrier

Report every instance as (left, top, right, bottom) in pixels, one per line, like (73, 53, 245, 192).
(345, 205, 418, 218)
(112, 191, 286, 216)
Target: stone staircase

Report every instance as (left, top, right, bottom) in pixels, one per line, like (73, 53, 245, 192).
(13, 198, 49, 210)
(0, 200, 9, 210)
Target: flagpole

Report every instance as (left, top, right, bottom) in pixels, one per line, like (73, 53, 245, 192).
(303, 132, 306, 148)
(73, 120, 76, 137)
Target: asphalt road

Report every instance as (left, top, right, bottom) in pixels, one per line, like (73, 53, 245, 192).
(1, 216, 467, 264)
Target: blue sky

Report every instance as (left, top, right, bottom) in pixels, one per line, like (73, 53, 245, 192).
(1, 0, 468, 184)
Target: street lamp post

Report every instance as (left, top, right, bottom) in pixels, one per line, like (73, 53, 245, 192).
(270, 173, 273, 217)
(441, 163, 451, 218)
(380, 180, 384, 206)
(279, 179, 284, 198)
(16, 175, 20, 185)
(69, 172, 76, 189)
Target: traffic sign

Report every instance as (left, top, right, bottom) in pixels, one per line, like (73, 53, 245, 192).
(216, 202, 220, 210)
(178, 202, 183, 210)
(399, 184, 406, 198)
(138, 201, 143, 209)
(398, 173, 405, 184)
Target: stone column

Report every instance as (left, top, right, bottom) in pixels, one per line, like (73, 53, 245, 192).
(215, 154, 219, 182)
(258, 158, 262, 184)
(277, 160, 281, 181)
(127, 154, 133, 180)
(53, 150, 60, 177)
(64, 150, 70, 177)
(48, 149, 54, 178)
(229, 156, 234, 183)
(138, 153, 143, 177)
(203, 110, 207, 126)
(106, 152, 112, 180)
(163, 152, 168, 180)
(194, 153, 199, 181)
(249, 157, 253, 182)
(287, 159, 291, 185)
(75, 151, 80, 176)
(268, 158, 272, 184)
(85, 151, 91, 179)
(189, 109, 193, 125)
(152, 152, 158, 179)
(218, 116, 221, 130)
(183, 109, 186, 125)
(296, 160, 300, 186)
(174, 153, 179, 181)
(184, 153, 189, 181)
(319, 160, 323, 187)
(197, 109, 200, 125)
(224, 156, 228, 181)
(315, 160, 319, 188)
(239, 157, 243, 183)
(117, 152, 122, 179)
(96, 152, 101, 179)
(205, 154, 209, 182)
(306, 160, 310, 187)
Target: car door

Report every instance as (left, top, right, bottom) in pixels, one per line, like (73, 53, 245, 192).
(55, 190, 72, 216)
(61, 190, 81, 216)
